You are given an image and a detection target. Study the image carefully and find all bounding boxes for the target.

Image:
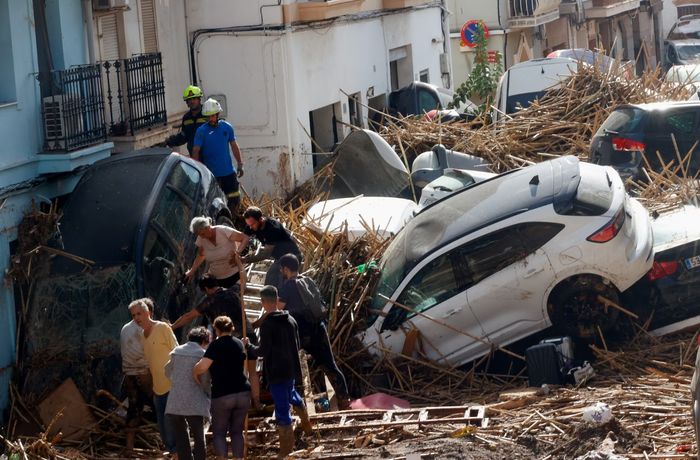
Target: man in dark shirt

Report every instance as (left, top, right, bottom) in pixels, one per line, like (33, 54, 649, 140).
(165, 85, 207, 155)
(277, 254, 351, 409)
(170, 274, 260, 407)
(242, 206, 303, 288)
(244, 285, 312, 457)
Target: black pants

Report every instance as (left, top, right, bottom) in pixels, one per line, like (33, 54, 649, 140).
(167, 414, 206, 460)
(123, 373, 153, 426)
(216, 173, 240, 215)
(303, 322, 349, 399)
(215, 271, 240, 288)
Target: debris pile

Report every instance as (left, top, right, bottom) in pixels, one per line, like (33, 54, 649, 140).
(379, 65, 691, 171)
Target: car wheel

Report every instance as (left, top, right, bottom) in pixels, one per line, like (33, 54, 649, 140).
(547, 276, 620, 339)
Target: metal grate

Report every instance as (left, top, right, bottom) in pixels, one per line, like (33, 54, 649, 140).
(41, 64, 107, 152)
(123, 53, 167, 134)
(102, 52, 167, 136)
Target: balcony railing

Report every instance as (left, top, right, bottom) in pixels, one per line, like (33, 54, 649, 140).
(586, 0, 640, 18)
(40, 53, 168, 152)
(40, 64, 107, 152)
(102, 53, 167, 136)
(508, 0, 561, 28)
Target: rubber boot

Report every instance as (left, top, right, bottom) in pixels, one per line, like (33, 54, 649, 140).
(293, 405, 313, 436)
(277, 425, 295, 459)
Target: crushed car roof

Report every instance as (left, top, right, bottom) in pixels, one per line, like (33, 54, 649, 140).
(399, 156, 580, 265)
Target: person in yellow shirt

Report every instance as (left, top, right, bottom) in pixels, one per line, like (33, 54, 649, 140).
(129, 298, 179, 456)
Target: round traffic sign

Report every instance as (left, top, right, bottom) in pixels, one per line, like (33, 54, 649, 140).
(460, 20, 489, 48)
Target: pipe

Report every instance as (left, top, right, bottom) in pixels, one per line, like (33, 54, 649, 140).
(82, 0, 96, 63)
(188, 0, 283, 84)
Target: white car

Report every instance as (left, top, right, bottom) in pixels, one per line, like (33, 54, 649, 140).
(418, 168, 495, 209)
(361, 156, 653, 366)
(304, 196, 417, 240)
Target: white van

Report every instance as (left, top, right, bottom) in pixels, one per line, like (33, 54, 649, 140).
(493, 57, 578, 122)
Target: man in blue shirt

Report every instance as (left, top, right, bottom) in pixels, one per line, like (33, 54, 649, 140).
(193, 98, 244, 213)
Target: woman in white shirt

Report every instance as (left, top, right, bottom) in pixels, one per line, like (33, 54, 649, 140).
(185, 216, 249, 287)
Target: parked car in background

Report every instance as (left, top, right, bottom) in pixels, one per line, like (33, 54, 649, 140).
(23, 148, 231, 404)
(665, 64, 700, 100)
(493, 57, 578, 122)
(547, 49, 633, 78)
(590, 101, 700, 182)
(664, 39, 700, 69)
(361, 156, 653, 366)
(624, 205, 700, 335)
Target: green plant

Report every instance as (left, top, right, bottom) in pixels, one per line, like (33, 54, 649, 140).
(450, 24, 503, 115)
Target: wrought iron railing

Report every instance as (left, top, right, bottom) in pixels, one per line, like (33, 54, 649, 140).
(40, 64, 107, 152)
(102, 52, 167, 136)
(39, 53, 167, 152)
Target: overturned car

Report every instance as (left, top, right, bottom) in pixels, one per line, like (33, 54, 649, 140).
(361, 156, 654, 366)
(21, 149, 231, 404)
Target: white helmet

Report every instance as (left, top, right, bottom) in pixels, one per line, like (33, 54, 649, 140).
(202, 98, 222, 116)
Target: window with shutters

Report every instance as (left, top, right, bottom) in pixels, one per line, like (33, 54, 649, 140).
(140, 0, 158, 54)
(97, 13, 120, 61)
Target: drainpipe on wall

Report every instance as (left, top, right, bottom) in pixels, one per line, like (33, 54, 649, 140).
(281, 24, 297, 191)
(82, 0, 96, 63)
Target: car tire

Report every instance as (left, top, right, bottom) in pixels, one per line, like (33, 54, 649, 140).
(547, 276, 621, 339)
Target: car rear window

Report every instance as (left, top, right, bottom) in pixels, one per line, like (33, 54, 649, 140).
(595, 108, 645, 135)
(506, 91, 546, 114)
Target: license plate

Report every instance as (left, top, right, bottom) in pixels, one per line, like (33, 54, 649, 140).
(685, 256, 700, 270)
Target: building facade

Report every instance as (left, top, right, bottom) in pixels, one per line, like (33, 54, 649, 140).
(0, 0, 194, 421)
(0, 0, 114, 420)
(449, 0, 663, 88)
(186, 0, 451, 198)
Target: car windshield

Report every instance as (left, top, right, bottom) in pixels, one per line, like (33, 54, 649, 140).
(23, 264, 137, 403)
(595, 108, 645, 136)
(677, 44, 700, 60)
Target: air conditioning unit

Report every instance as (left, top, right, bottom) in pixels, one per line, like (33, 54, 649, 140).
(43, 96, 84, 150)
(92, 0, 129, 11)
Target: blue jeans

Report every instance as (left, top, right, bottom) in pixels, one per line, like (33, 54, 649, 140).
(153, 392, 176, 452)
(269, 379, 304, 426)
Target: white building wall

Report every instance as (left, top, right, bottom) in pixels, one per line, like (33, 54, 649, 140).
(190, 6, 446, 198)
(661, 0, 679, 37)
(154, 0, 192, 120)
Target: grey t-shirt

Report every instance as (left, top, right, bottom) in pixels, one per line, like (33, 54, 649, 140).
(120, 320, 149, 375)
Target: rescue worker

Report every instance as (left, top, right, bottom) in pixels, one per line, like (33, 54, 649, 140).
(192, 98, 244, 215)
(166, 85, 207, 155)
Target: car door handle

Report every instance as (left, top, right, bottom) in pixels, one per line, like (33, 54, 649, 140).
(441, 308, 460, 318)
(523, 267, 545, 278)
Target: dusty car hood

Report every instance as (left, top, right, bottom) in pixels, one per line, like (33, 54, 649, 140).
(330, 129, 409, 198)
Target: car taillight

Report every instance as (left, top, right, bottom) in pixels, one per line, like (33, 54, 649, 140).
(646, 260, 679, 281)
(611, 137, 645, 152)
(587, 207, 625, 243)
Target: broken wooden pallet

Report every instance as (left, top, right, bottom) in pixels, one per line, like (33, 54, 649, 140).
(250, 405, 488, 435)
